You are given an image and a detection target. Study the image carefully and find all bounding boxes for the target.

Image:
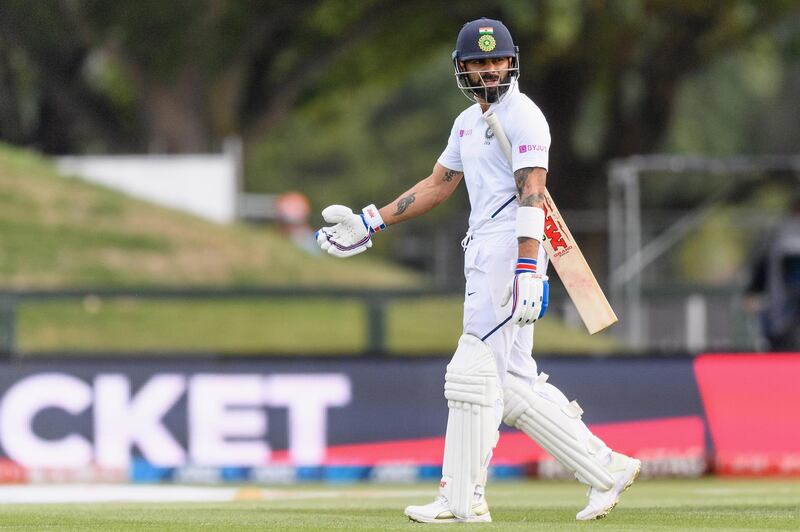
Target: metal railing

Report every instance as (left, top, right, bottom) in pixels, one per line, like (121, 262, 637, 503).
(0, 286, 464, 358)
(0, 284, 759, 357)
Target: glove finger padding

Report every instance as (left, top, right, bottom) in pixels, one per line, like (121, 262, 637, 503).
(522, 280, 543, 325)
(501, 282, 513, 307)
(509, 273, 549, 326)
(537, 280, 550, 320)
(501, 277, 531, 323)
(326, 239, 371, 258)
(316, 229, 333, 251)
(514, 275, 534, 325)
(321, 205, 355, 224)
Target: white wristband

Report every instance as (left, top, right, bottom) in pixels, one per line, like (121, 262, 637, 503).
(361, 204, 386, 234)
(516, 206, 545, 242)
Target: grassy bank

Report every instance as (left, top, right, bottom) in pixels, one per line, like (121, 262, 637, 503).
(0, 144, 419, 288)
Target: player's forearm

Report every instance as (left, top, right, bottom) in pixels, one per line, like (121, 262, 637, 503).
(379, 183, 438, 225)
(379, 167, 462, 226)
(518, 237, 539, 258)
(514, 167, 547, 258)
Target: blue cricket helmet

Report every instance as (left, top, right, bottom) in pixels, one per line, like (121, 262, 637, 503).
(453, 18, 518, 62)
(452, 18, 520, 103)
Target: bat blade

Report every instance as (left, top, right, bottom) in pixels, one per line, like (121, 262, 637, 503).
(540, 189, 618, 334)
(484, 112, 617, 334)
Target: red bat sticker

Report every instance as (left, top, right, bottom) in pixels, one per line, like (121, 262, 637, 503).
(542, 204, 571, 256)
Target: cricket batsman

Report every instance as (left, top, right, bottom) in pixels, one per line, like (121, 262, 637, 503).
(315, 18, 640, 522)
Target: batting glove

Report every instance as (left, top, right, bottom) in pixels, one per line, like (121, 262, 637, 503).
(501, 258, 549, 325)
(315, 204, 385, 258)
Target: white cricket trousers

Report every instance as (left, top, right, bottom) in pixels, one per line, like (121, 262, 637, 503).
(462, 229, 548, 384)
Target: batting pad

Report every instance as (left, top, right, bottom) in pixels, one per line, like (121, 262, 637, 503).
(502, 373, 614, 491)
(441, 334, 501, 519)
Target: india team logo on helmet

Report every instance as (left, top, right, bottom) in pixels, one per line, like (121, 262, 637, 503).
(478, 34, 496, 52)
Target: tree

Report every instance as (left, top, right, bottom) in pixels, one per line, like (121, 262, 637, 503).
(0, 0, 448, 153)
(507, 0, 798, 208)
(0, 0, 797, 204)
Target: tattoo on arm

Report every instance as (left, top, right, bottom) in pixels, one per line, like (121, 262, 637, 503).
(442, 169, 463, 183)
(393, 193, 416, 215)
(520, 192, 546, 207)
(514, 167, 545, 207)
(514, 167, 533, 194)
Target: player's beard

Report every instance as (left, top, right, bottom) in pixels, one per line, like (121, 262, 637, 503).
(468, 71, 508, 103)
(480, 85, 502, 103)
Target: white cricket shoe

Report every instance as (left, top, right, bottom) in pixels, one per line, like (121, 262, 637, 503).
(575, 452, 641, 521)
(404, 495, 491, 524)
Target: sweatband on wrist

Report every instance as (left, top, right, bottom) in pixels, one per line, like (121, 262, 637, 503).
(361, 204, 386, 234)
(515, 258, 537, 275)
(515, 206, 545, 242)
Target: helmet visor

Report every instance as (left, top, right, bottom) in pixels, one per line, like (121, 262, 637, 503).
(454, 62, 519, 104)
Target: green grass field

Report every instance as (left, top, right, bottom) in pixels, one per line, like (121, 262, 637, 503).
(0, 479, 797, 531)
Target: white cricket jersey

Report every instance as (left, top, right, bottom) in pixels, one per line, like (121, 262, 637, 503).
(438, 83, 551, 234)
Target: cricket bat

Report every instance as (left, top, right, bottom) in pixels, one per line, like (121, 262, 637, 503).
(484, 112, 617, 334)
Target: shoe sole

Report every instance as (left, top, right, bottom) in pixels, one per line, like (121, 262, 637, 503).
(406, 512, 492, 524)
(590, 460, 641, 520)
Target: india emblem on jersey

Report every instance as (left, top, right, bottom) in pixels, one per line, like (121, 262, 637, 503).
(484, 126, 495, 145)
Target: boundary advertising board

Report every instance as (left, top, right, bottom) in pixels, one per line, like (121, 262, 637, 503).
(0, 354, 797, 483)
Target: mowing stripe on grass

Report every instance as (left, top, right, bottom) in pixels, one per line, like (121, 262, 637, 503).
(0, 485, 432, 505)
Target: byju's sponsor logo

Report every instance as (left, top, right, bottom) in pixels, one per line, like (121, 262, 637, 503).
(518, 144, 547, 154)
(459, 129, 473, 137)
